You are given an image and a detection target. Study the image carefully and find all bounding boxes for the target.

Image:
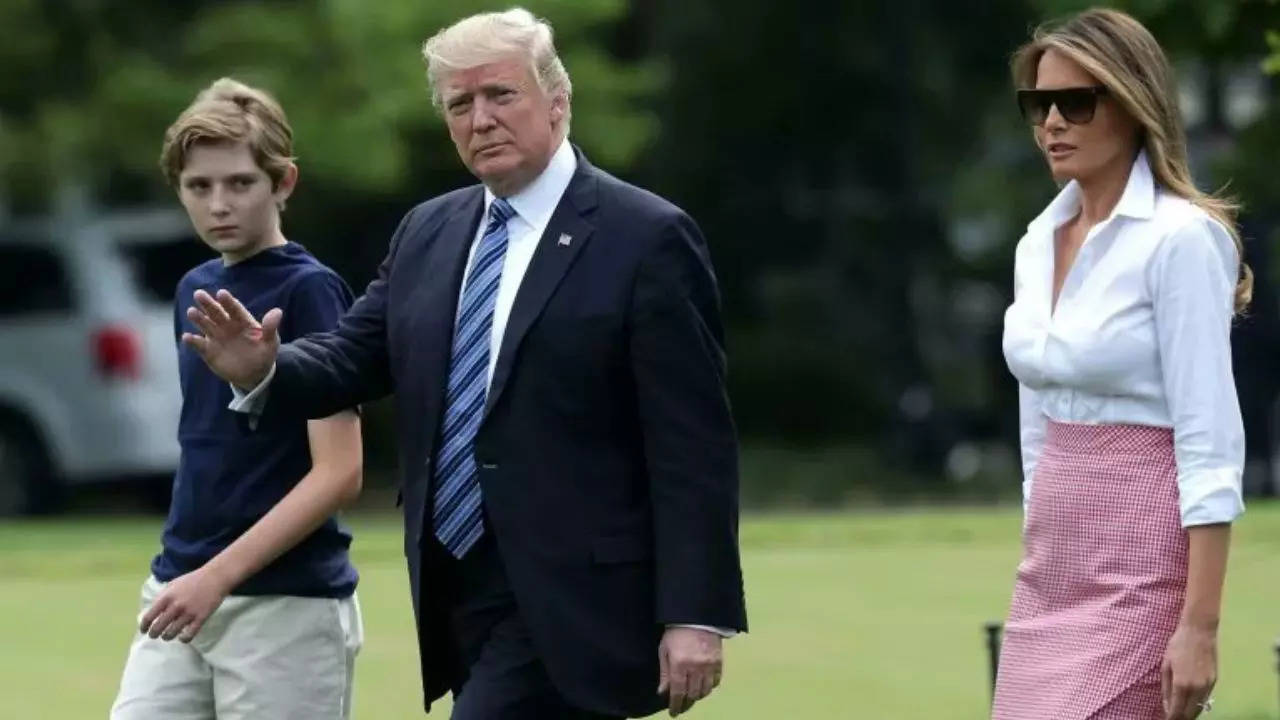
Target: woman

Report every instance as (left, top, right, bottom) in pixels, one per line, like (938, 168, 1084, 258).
(996, 9, 1248, 720)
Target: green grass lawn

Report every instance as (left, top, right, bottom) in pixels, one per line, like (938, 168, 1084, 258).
(2, 503, 1277, 719)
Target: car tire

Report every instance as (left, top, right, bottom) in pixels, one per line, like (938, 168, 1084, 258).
(0, 415, 59, 516)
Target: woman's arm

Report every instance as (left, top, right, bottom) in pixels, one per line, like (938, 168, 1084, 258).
(1162, 524, 1229, 719)
(1148, 217, 1245, 719)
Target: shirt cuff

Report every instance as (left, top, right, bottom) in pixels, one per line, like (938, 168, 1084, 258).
(668, 624, 737, 638)
(1178, 468, 1244, 527)
(226, 363, 276, 415)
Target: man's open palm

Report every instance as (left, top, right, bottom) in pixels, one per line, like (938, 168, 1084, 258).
(182, 289, 281, 390)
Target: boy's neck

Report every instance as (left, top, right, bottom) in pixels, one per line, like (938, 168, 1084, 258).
(222, 230, 288, 266)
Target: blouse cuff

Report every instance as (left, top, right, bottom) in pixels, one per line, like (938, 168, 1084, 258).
(1178, 468, 1244, 527)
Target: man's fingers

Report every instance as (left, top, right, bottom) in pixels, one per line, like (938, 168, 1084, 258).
(181, 333, 210, 355)
(216, 290, 259, 329)
(261, 308, 283, 342)
(687, 658, 720, 705)
(656, 643, 670, 695)
(687, 669, 710, 703)
(667, 668, 689, 716)
(186, 307, 219, 338)
(702, 662, 723, 698)
(194, 290, 231, 325)
(678, 689, 696, 716)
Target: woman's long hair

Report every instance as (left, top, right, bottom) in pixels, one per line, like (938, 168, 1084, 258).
(1012, 8, 1252, 313)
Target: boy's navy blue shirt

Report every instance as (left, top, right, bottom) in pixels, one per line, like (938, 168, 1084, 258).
(152, 241, 358, 598)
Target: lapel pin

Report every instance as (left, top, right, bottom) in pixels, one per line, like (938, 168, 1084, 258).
(557, 233, 573, 247)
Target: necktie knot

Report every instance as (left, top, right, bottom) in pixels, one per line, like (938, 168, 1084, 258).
(489, 197, 516, 226)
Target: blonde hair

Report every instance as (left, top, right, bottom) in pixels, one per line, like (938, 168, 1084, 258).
(421, 8, 571, 124)
(159, 78, 296, 192)
(1012, 8, 1252, 312)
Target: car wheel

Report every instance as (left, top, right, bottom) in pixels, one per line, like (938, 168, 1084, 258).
(0, 417, 56, 516)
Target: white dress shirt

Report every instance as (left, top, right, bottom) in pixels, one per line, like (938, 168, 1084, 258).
(468, 137, 576, 387)
(230, 138, 732, 636)
(1002, 151, 1245, 527)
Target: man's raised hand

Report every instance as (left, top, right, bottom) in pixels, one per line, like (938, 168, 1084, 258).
(182, 289, 281, 390)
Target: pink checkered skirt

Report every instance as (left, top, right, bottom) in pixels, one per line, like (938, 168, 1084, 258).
(991, 421, 1188, 720)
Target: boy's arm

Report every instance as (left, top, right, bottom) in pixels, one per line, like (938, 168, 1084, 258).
(140, 410, 362, 642)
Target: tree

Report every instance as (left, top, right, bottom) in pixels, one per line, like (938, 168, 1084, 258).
(642, 0, 1033, 462)
(0, 0, 660, 215)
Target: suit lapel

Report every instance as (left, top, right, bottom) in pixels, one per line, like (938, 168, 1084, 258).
(416, 187, 484, 456)
(484, 157, 599, 418)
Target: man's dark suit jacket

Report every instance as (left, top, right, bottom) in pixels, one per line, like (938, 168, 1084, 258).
(263, 148, 747, 717)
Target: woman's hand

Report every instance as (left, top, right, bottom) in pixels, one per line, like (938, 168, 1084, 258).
(1161, 621, 1217, 719)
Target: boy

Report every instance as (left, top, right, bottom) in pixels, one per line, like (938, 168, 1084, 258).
(111, 78, 364, 720)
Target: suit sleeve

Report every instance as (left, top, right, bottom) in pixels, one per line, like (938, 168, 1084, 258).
(268, 208, 417, 419)
(630, 212, 747, 632)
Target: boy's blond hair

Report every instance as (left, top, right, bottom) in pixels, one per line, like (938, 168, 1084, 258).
(160, 78, 295, 191)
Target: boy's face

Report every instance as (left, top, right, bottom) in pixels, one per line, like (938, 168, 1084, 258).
(177, 140, 295, 264)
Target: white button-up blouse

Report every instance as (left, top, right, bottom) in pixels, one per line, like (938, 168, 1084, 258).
(1002, 151, 1245, 527)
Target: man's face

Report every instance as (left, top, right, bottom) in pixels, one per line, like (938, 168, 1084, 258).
(440, 57, 566, 197)
(177, 140, 294, 264)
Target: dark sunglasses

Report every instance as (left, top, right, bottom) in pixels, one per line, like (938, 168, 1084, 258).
(1016, 86, 1109, 126)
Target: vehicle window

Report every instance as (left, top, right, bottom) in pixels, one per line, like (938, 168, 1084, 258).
(116, 237, 211, 304)
(0, 244, 75, 317)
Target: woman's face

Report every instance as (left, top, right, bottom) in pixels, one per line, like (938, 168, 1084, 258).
(1027, 48, 1139, 184)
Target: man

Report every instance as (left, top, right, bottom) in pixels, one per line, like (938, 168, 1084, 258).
(112, 78, 364, 720)
(183, 9, 746, 719)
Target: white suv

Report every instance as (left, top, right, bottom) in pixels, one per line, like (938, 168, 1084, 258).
(0, 208, 213, 515)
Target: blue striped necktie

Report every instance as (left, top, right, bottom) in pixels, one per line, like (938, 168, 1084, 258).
(433, 197, 515, 558)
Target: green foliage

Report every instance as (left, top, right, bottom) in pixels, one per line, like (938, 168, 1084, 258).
(644, 0, 1038, 451)
(1031, 0, 1270, 55)
(0, 0, 658, 209)
(1266, 30, 1280, 73)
